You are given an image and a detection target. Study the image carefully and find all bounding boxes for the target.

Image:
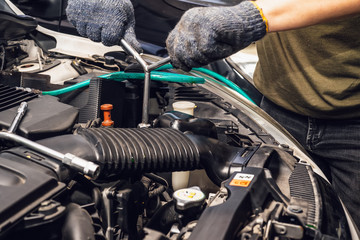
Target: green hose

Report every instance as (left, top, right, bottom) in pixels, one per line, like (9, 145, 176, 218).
(100, 71, 203, 83)
(42, 71, 204, 96)
(156, 64, 256, 104)
(42, 63, 255, 105)
(154, 64, 255, 104)
(42, 79, 91, 96)
(192, 67, 256, 104)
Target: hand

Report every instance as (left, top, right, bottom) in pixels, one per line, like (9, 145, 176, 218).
(66, 0, 142, 52)
(166, 1, 267, 71)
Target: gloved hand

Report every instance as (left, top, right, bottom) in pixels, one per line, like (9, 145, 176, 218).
(166, 1, 267, 71)
(66, 0, 142, 52)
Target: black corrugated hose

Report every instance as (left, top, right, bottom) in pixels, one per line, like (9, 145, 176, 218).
(76, 128, 201, 178)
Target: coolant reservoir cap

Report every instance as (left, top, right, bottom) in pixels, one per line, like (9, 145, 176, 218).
(173, 186, 205, 211)
(172, 101, 196, 116)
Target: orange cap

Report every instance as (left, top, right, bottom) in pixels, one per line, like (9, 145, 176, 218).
(101, 104, 114, 127)
(101, 104, 113, 111)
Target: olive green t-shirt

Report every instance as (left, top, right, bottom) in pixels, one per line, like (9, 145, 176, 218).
(253, 15, 360, 119)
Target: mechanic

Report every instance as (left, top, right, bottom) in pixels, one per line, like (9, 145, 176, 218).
(66, 0, 360, 229)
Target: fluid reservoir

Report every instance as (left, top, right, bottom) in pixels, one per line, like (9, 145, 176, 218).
(171, 101, 196, 191)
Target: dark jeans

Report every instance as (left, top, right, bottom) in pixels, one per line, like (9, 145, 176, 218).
(260, 97, 360, 229)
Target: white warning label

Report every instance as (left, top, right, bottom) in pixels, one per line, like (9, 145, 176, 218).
(229, 173, 255, 187)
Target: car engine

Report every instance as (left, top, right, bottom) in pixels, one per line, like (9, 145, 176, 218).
(0, 2, 354, 240)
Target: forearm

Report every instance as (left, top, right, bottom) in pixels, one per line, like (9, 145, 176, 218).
(256, 0, 360, 32)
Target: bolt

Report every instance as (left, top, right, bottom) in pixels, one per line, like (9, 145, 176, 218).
(288, 205, 303, 213)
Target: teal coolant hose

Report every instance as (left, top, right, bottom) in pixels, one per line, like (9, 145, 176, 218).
(42, 63, 255, 105)
(157, 64, 255, 104)
(42, 71, 204, 96)
(192, 67, 255, 104)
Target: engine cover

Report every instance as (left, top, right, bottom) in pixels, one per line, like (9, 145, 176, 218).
(0, 152, 65, 237)
(0, 89, 78, 140)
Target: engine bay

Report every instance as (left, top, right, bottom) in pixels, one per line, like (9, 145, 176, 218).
(0, 2, 353, 240)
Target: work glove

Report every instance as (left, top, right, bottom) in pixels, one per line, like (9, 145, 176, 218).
(66, 0, 142, 52)
(166, 1, 267, 71)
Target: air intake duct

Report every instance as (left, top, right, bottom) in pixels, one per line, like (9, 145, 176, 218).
(75, 128, 201, 178)
(35, 127, 250, 184)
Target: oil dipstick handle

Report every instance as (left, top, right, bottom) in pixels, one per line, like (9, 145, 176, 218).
(101, 104, 114, 127)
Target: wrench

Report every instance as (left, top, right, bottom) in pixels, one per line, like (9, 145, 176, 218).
(120, 39, 171, 127)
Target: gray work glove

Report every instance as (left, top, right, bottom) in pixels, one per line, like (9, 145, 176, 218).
(166, 1, 267, 71)
(66, 0, 142, 52)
